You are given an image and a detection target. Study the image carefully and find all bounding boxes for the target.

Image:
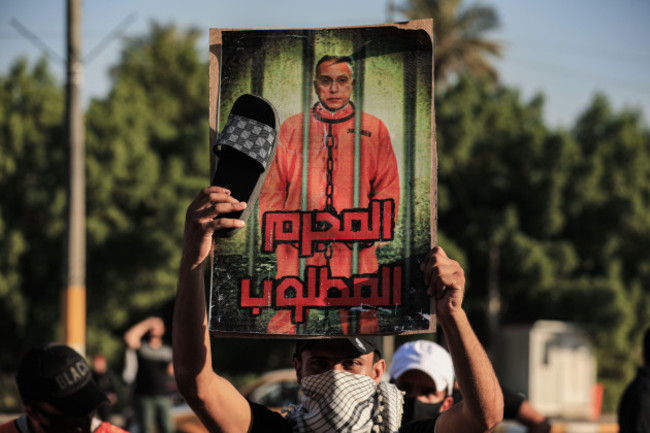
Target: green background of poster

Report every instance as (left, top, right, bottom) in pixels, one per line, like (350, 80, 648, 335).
(209, 21, 435, 336)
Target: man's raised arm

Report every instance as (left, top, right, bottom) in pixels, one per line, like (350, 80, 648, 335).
(172, 186, 251, 433)
(421, 247, 504, 433)
(124, 316, 164, 350)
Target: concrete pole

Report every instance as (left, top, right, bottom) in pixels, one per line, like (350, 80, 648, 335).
(63, 0, 86, 355)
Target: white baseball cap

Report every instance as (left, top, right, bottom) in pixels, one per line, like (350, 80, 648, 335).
(389, 340, 455, 395)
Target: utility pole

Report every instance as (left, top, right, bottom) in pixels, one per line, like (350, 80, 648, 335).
(63, 0, 86, 355)
(12, 1, 132, 356)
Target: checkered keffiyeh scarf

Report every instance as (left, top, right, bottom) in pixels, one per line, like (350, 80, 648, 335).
(284, 370, 404, 433)
(217, 114, 277, 170)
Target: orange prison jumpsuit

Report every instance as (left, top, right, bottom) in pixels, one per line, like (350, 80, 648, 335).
(259, 102, 400, 334)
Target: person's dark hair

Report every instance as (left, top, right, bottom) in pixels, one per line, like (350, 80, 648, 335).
(315, 55, 354, 76)
(294, 337, 383, 364)
(294, 349, 381, 365)
(643, 327, 650, 366)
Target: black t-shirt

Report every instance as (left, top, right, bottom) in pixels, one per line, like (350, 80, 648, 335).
(618, 367, 650, 433)
(248, 401, 438, 433)
(399, 418, 439, 433)
(134, 343, 173, 396)
(502, 388, 525, 419)
(249, 401, 292, 433)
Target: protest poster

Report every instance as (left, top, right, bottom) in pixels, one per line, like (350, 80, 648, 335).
(208, 19, 436, 336)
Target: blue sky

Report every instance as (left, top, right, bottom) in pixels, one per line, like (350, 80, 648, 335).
(1, 0, 649, 128)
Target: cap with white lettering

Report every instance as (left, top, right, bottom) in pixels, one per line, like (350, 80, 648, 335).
(16, 344, 109, 417)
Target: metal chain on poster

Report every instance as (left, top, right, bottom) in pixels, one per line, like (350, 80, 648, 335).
(324, 124, 336, 266)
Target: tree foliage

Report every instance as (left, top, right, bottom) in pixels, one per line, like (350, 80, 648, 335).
(0, 58, 66, 368)
(435, 77, 650, 411)
(401, 0, 503, 86)
(1, 20, 649, 414)
(0, 24, 210, 367)
(84, 23, 209, 359)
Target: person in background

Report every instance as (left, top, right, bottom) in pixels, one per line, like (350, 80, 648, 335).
(90, 355, 119, 423)
(453, 385, 551, 433)
(618, 326, 650, 432)
(390, 339, 551, 433)
(502, 394, 551, 433)
(123, 317, 173, 433)
(0, 343, 127, 433)
(389, 340, 456, 423)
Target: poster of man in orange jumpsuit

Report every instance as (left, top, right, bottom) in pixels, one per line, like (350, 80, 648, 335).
(258, 55, 400, 334)
(208, 21, 435, 337)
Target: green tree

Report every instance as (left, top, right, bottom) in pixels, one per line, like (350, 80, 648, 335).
(84, 23, 209, 359)
(0, 24, 295, 379)
(435, 77, 650, 411)
(401, 0, 503, 86)
(564, 96, 650, 408)
(0, 58, 66, 368)
(3, 21, 648, 414)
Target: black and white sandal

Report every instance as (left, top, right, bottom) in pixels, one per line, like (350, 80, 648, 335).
(211, 94, 279, 237)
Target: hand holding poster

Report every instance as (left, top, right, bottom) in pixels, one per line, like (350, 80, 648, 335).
(209, 20, 436, 336)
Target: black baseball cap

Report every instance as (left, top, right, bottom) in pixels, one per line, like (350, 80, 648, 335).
(16, 344, 109, 417)
(295, 336, 383, 358)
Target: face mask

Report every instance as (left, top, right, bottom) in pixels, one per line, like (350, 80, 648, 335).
(401, 397, 444, 424)
(33, 406, 93, 433)
(284, 370, 404, 433)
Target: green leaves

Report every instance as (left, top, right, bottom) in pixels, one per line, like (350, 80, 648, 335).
(435, 77, 650, 412)
(83, 24, 209, 356)
(402, 0, 503, 85)
(0, 57, 65, 366)
(1, 18, 648, 412)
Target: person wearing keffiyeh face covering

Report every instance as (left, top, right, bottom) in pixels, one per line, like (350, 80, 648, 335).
(172, 186, 504, 433)
(282, 337, 403, 433)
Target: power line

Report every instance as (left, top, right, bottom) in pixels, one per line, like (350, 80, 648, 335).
(84, 13, 136, 63)
(9, 18, 65, 66)
(8, 13, 136, 66)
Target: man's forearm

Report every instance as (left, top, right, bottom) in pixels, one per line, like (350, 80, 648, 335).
(173, 258, 255, 433)
(124, 317, 158, 349)
(172, 187, 254, 432)
(439, 309, 503, 432)
(173, 260, 214, 401)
